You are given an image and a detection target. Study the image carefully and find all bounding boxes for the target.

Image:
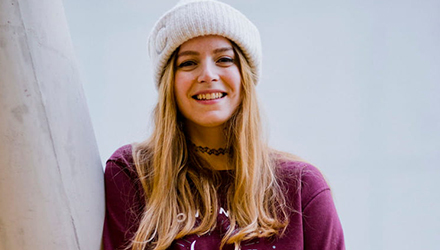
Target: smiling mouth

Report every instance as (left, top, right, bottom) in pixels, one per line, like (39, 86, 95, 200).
(192, 92, 227, 100)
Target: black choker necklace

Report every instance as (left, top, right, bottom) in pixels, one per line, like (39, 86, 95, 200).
(192, 143, 230, 156)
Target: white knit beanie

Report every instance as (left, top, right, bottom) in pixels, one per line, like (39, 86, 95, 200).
(148, 0, 262, 88)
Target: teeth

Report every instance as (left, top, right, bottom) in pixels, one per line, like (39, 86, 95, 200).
(196, 92, 224, 100)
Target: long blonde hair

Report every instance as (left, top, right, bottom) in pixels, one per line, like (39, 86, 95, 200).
(131, 43, 290, 250)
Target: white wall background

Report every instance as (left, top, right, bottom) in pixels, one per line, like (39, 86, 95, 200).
(62, 0, 440, 249)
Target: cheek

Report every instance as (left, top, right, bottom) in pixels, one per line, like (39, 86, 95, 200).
(174, 74, 191, 100)
(226, 70, 242, 97)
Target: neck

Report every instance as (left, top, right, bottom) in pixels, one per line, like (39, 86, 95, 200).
(185, 121, 232, 171)
(186, 122, 227, 149)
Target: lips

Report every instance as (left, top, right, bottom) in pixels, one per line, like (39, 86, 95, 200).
(192, 92, 227, 100)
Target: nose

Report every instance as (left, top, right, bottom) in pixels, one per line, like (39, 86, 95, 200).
(197, 61, 219, 83)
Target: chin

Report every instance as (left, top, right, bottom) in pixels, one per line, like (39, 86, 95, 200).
(190, 115, 231, 128)
(195, 120, 227, 128)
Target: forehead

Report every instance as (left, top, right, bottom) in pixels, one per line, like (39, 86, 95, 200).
(179, 35, 233, 52)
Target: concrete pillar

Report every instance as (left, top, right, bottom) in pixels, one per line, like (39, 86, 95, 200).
(0, 0, 104, 249)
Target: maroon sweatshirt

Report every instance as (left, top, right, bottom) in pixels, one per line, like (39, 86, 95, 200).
(103, 145, 345, 250)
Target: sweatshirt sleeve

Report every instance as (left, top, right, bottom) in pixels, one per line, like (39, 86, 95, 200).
(102, 145, 144, 250)
(301, 165, 345, 250)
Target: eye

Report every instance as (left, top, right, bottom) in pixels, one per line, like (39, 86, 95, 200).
(178, 60, 197, 68)
(217, 57, 234, 65)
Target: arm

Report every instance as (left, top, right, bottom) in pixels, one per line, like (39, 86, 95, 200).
(301, 166, 345, 250)
(103, 145, 144, 250)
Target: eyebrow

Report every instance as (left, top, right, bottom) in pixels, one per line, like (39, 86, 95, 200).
(177, 47, 233, 57)
(213, 47, 233, 54)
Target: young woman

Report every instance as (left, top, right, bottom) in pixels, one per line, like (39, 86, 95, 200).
(103, 1, 345, 249)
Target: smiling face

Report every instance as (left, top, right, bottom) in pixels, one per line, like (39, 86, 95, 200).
(174, 35, 242, 129)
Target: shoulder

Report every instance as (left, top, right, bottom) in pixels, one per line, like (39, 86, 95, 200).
(105, 144, 136, 180)
(107, 144, 133, 164)
(104, 144, 143, 208)
(274, 157, 345, 248)
(276, 159, 328, 189)
(275, 159, 330, 210)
